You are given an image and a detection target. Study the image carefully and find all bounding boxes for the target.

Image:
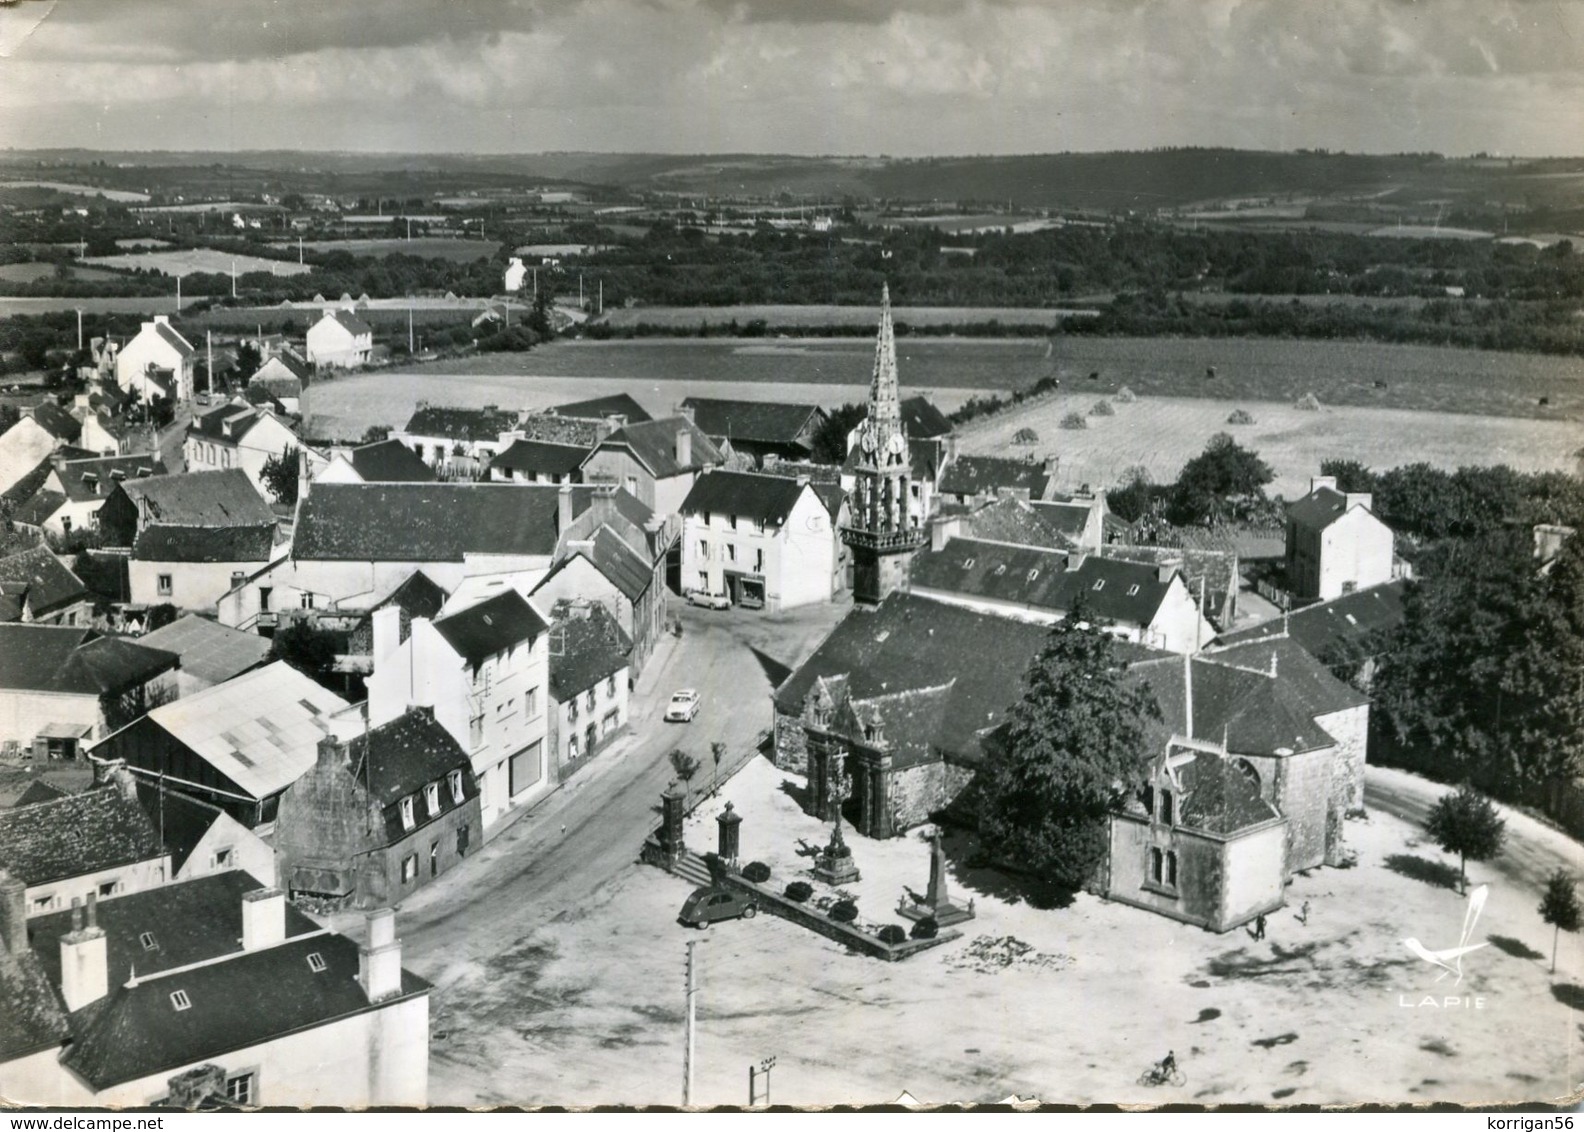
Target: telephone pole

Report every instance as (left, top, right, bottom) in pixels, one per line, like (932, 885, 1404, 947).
(683, 941, 698, 1107)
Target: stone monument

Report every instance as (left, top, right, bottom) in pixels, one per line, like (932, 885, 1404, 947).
(898, 828, 973, 926)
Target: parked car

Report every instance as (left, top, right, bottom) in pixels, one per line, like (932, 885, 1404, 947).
(737, 590, 764, 610)
(685, 589, 731, 610)
(678, 885, 758, 928)
(665, 689, 701, 722)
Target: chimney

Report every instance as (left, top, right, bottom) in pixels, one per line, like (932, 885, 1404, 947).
(0, 868, 24, 955)
(929, 515, 961, 553)
(1183, 657, 1194, 741)
(241, 888, 286, 951)
(1157, 564, 1174, 583)
(358, 908, 403, 1003)
(676, 403, 696, 424)
(315, 732, 347, 772)
(593, 484, 617, 525)
(675, 426, 692, 468)
(371, 605, 402, 666)
(1309, 475, 1338, 495)
(557, 483, 575, 535)
(1344, 492, 1373, 513)
(1065, 552, 1087, 573)
(153, 315, 170, 327)
(60, 897, 108, 1012)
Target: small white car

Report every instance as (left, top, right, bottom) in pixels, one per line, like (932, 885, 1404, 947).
(665, 689, 701, 722)
(685, 589, 731, 610)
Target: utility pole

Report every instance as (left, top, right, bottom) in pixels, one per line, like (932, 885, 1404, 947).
(408, 304, 414, 355)
(298, 234, 303, 265)
(176, 274, 181, 309)
(206, 330, 213, 401)
(749, 1056, 776, 1107)
(598, 279, 603, 316)
(683, 941, 698, 1107)
(75, 309, 83, 351)
(231, 259, 237, 300)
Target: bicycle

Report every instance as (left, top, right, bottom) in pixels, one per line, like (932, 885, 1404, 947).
(1137, 1063, 1186, 1088)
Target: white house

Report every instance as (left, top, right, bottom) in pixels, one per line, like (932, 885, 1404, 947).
(183, 401, 325, 499)
(366, 590, 552, 832)
(504, 257, 528, 293)
(10, 453, 167, 540)
(678, 469, 837, 612)
(116, 316, 195, 405)
(246, 353, 309, 416)
(132, 778, 277, 886)
(305, 309, 373, 370)
(0, 872, 428, 1107)
(1285, 476, 1396, 602)
(581, 416, 724, 518)
(0, 416, 66, 499)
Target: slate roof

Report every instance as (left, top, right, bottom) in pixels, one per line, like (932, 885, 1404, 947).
(549, 527, 652, 602)
(0, 545, 90, 619)
(1215, 581, 1407, 661)
(324, 308, 373, 337)
(517, 413, 604, 446)
(1287, 485, 1368, 532)
(491, 439, 591, 477)
(0, 454, 57, 511)
(548, 603, 633, 700)
(679, 398, 823, 444)
(900, 396, 954, 439)
(148, 319, 195, 357)
(28, 401, 82, 444)
(401, 405, 518, 442)
(552, 393, 652, 423)
(1028, 500, 1094, 539)
(132, 662, 350, 800)
(776, 592, 1164, 765)
(594, 417, 721, 478)
(679, 470, 813, 527)
(1173, 748, 1283, 835)
(0, 785, 166, 887)
(116, 469, 274, 529)
(248, 353, 310, 392)
(433, 589, 547, 666)
(0, 625, 178, 696)
(293, 483, 566, 562)
(10, 488, 68, 529)
(348, 438, 436, 483)
(27, 871, 317, 991)
(371, 569, 450, 620)
(139, 614, 272, 687)
(939, 455, 1052, 499)
(54, 454, 166, 504)
(910, 538, 1177, 628)
(187, 403, 268, 445)
(959, 496, 1074, 551)
(60, 930, 427, 1091)
(0, 943, 68, 1063)
(131, 780, 235, 875)
(134, 523, 277, 565)
(347, 706, 474, 809)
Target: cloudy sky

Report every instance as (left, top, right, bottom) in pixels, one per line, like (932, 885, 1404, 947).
(1, 0, 1580, 156)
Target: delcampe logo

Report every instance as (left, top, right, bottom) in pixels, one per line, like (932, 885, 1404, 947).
(1399, 883, 1490, 1009)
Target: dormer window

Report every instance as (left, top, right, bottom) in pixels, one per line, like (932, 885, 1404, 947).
(400, 796, 416, 831)
(307, 952, 327, 973)
(170, 990, 191, 1012)
(140, 931, 158, 951)
(1092, 579, 1106, 591)
(1026, 569, 1039, 582)
(1126, 584, 1140, 596)
(994, 564, 1006, 576)
(425, 782, 441, 817)
(449, 769, 464, 804)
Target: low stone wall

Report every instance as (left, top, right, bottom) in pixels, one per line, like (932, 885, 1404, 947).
(720, 871, 960, 962)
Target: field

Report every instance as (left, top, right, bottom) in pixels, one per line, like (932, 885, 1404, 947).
(0, 180, 149, 202)
(954, 391, 1582, 498)
(0, 296, 202, 317)
(80, 248, 313, 277)
(353, 335, 1583, 422)
(600, 305, 1096, 329)
(274, 237, 501, 263)
(0, 262, 121, 283)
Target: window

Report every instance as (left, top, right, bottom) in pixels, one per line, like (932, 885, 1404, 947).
(170, 990, 192, 1012)
(728, 513, 738, 530)
(225, 1072, 255, 1107)
(585, 688, 597, 711)
(157, 574, 173, 596)
(399, 796, 416, 831)
(31, 894, 55, 913)
(509, 740, 543, 797)
(697, 571, 709, 591)
(98, 880, 119, 898)
(1159, 789, 1174, 826)
(469, 712, 484, 749)
(258, 587, 272, 612)
(449, 769, 464, 805)
(568, 698, 579, 722)
(306, 952, 327, 973)
(568, 734, 580, 760)
(140, 931, 158, 951)
(962, 557, 975, 569)
(456, 825, 470, 856)
(230, 571, 245, 590)
(697, 539, 709, 560)
(726, 543, 737, 563)
(602, 710, 620, 736)
(62, 515, 73, 534)
(1027, 569, 1039, 582)
(1127, 584, 1140, 596)
(1092, 579, 1106, 591)
(401, 854, 418, 883)
(424, 782, 441, 817)
(525, 687, 538, 718)
(211, 847, 233, 869)
(1149, 847, 1163, 884)
(1166, 851, 1178, 887)
(301, 592, 315, 610)
(606, 674, 617, 697)
(753, 548, 764, 573)
(994, 564, 1006, 575)
(430, 840, 440, 877)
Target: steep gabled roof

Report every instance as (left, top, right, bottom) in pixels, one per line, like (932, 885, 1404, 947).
(147, 319, 195, 357)
(0, 625, 177, 695)
(1214, 581, 1407, 660)
(1174, 748, 1283, 835)
(548, 603, 632, 701)
(551, 393, 652, 423)
(54, 454, 167, 504)
(293, 483, 564, 562)
(0, 944, 69, 1063)
(433, 589, 547, 666)
(547, 525, 653, 602)
(593, 416, 721, 479)
(0, 545, 90, 619)
(939, 455, 1052, 499)
(115, 469, 274, 529)
(347, 706, 473, 807)
(28, 401, 82, 444)
(490, 439, 591, 477)
(1287, 485, 1370, 532)
(679, 470, 812, 527)
(187, 403, 271, 445)
(322, 308, 373, 337)
(959, 496, 1075, 551)
(0, 785, 165, 887)
(900, 396, 954, 439)
(133, 523, 277, 564)
(679, 398, 823, 445)
(10, 488, 67, 529)
(347, 438, 436, 483)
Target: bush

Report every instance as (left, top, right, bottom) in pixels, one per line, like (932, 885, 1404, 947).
(1115, 385, 1137, 403)
(828, 899, 858, 923)
(1294, 391, 1322, 411)
(877, 924, 907, 945)
(910, 916, 939, 940)
(742, 861, 771, 883)
(1227, 408, 1255, 425)
(1090, 399, 1114, 417)
(783, 880, 813, 903)
(1012, 426, 1039, 445)
(1060, 411, 1088, 431)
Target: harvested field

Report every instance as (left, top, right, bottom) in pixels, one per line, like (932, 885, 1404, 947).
(599, 305, 1096, 329)
(956, 392, 1582, 498)
(81, 248, 313, 277)
(275, 237, 501, 262)
(0, 262, 120, 284)
(0, 296, 202, 317)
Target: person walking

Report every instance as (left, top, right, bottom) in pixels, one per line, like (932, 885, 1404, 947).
(1300, 900, 1311, 925)
(1254, 912, 1267, 940)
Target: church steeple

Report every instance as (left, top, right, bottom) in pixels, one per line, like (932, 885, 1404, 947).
(843, 283, 924, 607)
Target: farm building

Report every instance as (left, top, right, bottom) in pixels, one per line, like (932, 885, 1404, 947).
(677, 397, 827, 467)
(137, 614, 273, 696)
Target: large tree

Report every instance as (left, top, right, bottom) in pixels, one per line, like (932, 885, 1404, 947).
(1423, 783, 1507, 895)
(809, 402, 866, 465)
(976, 608, 1161, 892)
(1167, 432, 1273, 526)
(260, 447, 299, 506)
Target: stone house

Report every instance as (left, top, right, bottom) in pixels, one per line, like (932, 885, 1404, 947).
(1285, 475, 1396, 602)
(581, 416, 723, 516)
(183, 401, 325, 498)
(546, 600, 631, 777)
(10, 453, 167, 541)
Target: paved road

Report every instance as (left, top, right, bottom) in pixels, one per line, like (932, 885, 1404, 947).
(379, 596, 847, 967)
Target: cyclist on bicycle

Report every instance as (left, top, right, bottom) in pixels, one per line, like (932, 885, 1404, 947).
(1160, 1050, 1177, 1080)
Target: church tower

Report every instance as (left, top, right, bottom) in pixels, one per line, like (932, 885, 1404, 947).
(843, 284, 924, 606)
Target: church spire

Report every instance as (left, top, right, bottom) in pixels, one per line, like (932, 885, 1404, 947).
(869, 282, 901, 432)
